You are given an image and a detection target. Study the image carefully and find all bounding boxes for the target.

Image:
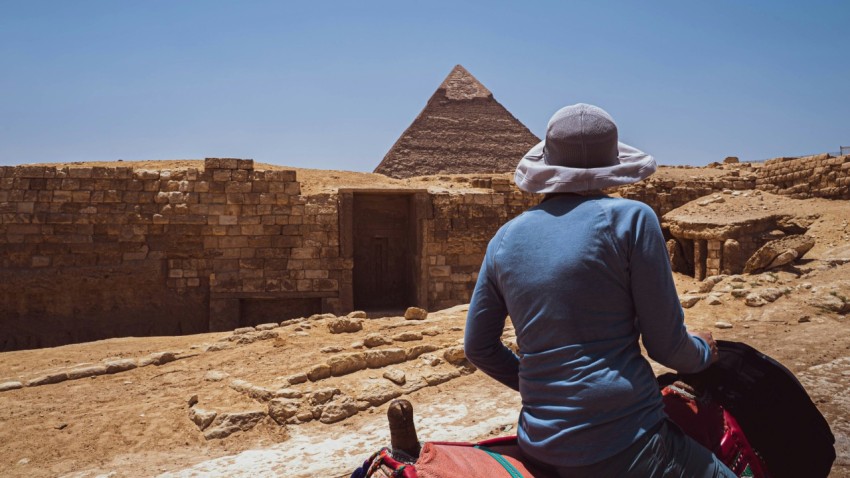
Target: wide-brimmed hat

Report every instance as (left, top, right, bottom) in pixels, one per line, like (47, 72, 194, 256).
(514, 103, 656, 193)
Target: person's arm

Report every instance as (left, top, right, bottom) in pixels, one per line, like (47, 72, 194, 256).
(464, 233, 520, 391)
(624, 204, 713, 373)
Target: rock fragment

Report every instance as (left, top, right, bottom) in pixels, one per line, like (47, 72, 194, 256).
(268, 398, 300, 425)
(364, 348, 406, 368)
(680, 295, 701, 308)
(347, 310, 368, 319)
(139, 352, 177, 367)
(392, 331, 423, 342)
(306, 364, 331, 382)
(383, 368, 406, 385)
(319, 395, 358, 424)
(67, 365, 107, 380)
(744, 235, 815, 273)
(715, 321, 733, 329)
(104, 359, 137, 374)
(363, 333, 392, 348)
(0, 381, 23, 392)
(203, 410, 266, 439)
(286, 373, 308, 385)
(189, 407, 217, 431)
(328, 353, 367, 376)
(255, 323, 279, 331)
(327, 317, 363, 334)
(443, 346, 467, 365)
(204, 370, 229, 382)
(404, 307, 428, 320)
(27, 372, 69, 387)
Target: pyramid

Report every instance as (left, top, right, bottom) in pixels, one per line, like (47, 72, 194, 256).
(374, 65, 540, 178)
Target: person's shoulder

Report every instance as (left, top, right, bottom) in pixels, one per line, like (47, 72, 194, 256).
(597, 196, 655, 216)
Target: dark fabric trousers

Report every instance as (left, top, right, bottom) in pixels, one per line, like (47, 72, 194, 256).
(527, 419, 737, 478)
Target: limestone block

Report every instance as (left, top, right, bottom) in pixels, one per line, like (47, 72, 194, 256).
(104, 359, 137, 374)
(0, 381, 24, 392)
(203, 410, 266, 440)
(327, 317, 363, 334)
(404, 307, 428, 320)
(189, 407, 217, 431)
(443, 346, 467, 365)
(363, 333, 393, 348)
(355, 380, 402, 407)
(383, 369, 406, 386)
(327, 353, 366, 376)
(306, 364, 331, 381)
(267, 398, 300, 425)
(286, 373, 308, 385)
(406, 344, 439, 360)
(743, 235, 815, 273)
(138, 351, 178, 367)
(319, 395, 358, 424)
(679, 295, 702, 308)
(392, 331, 423, 342)
(65, 365, 106, 380)
(308, 388, 340, 406)
(347, 310, 368, 319)
(364, 348, 406, 368)
(27, 372, 69, 387)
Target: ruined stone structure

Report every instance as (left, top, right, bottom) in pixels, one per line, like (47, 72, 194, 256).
(0, 161, 538, 351)
(756, 153, 850, 199)
(373, 65, 540, 179)
(662, 192, 813, 280)
(3, 148, 848, 350)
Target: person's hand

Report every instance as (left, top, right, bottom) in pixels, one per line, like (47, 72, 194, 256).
(691, 330, 720, 364)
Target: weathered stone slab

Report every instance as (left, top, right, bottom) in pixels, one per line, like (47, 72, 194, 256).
(203, 410, 266, 440)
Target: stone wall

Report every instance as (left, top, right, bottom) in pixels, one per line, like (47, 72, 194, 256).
(755, 153, 850, 199)
(0, 163, 542, 351)
(0, 159, 348, 350)
(617, 169, 757, 219)
(424, 178, 538, 310)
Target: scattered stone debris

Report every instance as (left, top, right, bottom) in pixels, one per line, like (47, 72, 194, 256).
(404, 307, 428, 320)
(706, 295, 723, 306)
(320, 346, 344, 353)
(268, 398, 300, 425)
(715, 321, 733, 329)
(233, 327, 256, 335)
(255, 323, 279, 331)
(347, 311, 368, 319)
(187, 394, 199, 407)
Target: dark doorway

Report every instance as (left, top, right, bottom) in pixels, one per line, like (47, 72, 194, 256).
(352, 194, 415, 311)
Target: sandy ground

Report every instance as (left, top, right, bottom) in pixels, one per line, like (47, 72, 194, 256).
(2, 159, 849, 477)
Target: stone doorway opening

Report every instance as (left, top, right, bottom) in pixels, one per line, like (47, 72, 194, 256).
(342, 191, 427, 313)
(353, 193, 414, 311)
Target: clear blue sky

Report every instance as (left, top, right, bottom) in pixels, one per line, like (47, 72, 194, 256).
(1, 1, 848, 170)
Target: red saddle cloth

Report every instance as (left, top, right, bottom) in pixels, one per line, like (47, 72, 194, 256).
(662, 384, 770, 477)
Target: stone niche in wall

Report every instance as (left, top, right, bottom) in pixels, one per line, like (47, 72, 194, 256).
(662, 191, 814, 279)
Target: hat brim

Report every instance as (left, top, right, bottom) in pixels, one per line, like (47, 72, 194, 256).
(514, 141, 656, 193)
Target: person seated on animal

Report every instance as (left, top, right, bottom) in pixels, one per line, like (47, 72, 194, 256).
(464, 103, 735, 477)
